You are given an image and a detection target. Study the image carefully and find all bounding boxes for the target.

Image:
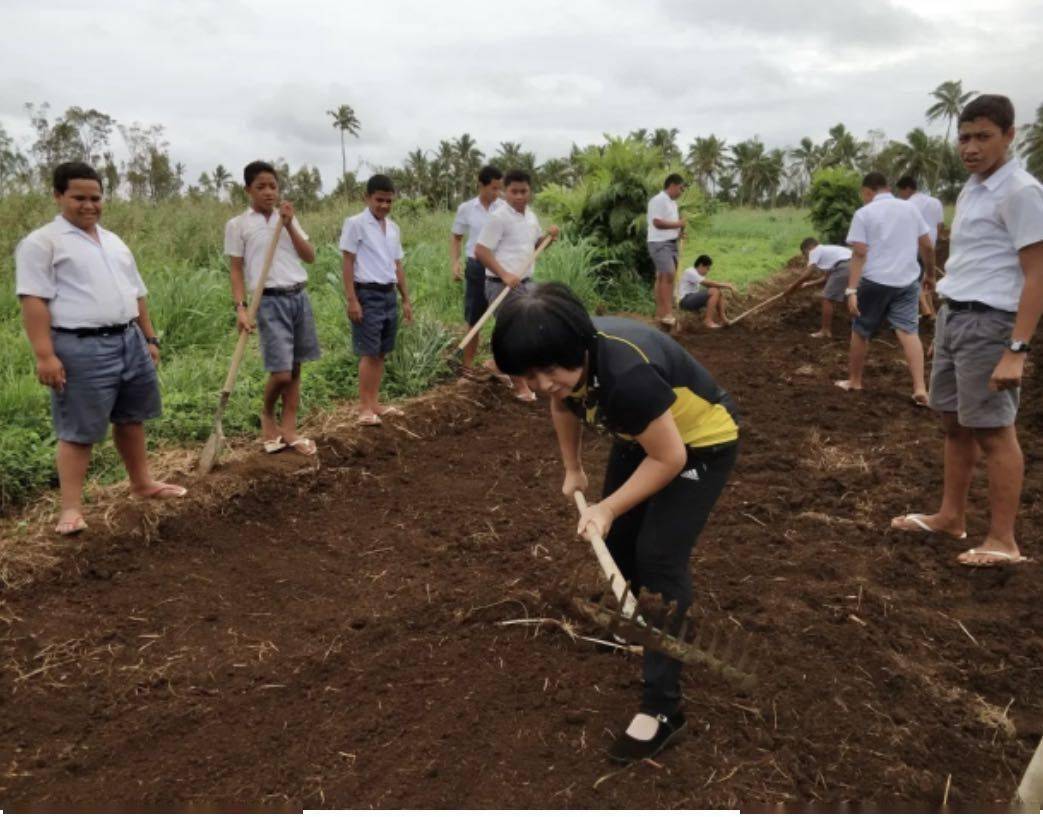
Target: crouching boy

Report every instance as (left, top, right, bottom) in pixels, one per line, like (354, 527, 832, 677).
(225, 160, 320, 455)
(491, 282, 739, 762)
(677, 254, 734, 328)
(15, 162, 186, 535)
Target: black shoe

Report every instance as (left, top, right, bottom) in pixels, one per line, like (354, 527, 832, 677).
(607, 712, 687, 763)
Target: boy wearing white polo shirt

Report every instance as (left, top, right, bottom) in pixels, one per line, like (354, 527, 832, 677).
(836, 172, 934, 403)
(647, 174, 687, 326)
(225, 160, 319, 455)
(897, 176, 945, 317)
(475, 168, 559, 401)
(891, 95, 1043, 567)
(450, 165, 503, 371)
(340, 174, 413, 427)
(15, 162, 186, 536)
(677, 255, 734, 328)
(785, 238, 854, 338)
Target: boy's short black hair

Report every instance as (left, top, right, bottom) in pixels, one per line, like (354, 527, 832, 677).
(478, 165, 503, 186)
(491, 282, 597, 376)
(800, 237, 819, 254)
(694, 254, 713, 267)
(958, 94, 1015, 132)
(244, 160, 278, 187)
(503, 169, 531, 188)
(861, 171, 888, 191)
(895, 175, 917, 191)
(664, 173, 685, 189)
(53, 161, 103, 194)
(366, 174, 396, 195)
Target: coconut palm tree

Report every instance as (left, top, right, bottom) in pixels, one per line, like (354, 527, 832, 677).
(926, 80, 975, 142)
(650, 127, 681, 165)
(211, 164, 232, 201)
(452, 133, 484, 201)
(1018, 103, 1043, 181)
(822, 124, 868, 171)
(327, 104, 361, 181)
(789, 137, 823, 202)
(889, 128, 944, 191)
(686, 135, 728, 195)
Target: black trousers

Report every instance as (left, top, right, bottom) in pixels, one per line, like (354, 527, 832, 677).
(602, 439, 738, 715)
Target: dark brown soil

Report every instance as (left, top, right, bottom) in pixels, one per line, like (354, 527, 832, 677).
(1, 289, 1040, 811)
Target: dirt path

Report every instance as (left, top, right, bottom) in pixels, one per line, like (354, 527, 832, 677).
(1, 291, 1040, 810)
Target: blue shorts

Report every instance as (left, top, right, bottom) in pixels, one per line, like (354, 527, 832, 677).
(257, 290, 321, 372)
(679, 290, 710, 311)
(50, 325, 162, 444)
(352, 287, 398, 357)
(852, 279, 920, 338)
(464, 258, 489, 326)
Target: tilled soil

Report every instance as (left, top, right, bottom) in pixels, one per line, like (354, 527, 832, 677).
(1, 291, 1040, 811)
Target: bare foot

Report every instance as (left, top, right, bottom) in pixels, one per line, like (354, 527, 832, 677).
(834, 380, 863, 392)
(957, 537, 1025, 566)
(810, 330, 832, 339)
(890, 512, 966, 539)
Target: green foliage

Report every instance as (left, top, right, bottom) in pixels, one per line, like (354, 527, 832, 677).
(808, 167, 862, 244)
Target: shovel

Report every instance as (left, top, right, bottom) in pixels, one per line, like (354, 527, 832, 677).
(198, 219, 284, 475)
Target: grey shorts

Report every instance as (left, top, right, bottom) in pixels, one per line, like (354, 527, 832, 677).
(485, 276, 535, 313)
(852, 279, 920, 338)
(929, 304, 1019, 427)
(648, 240, 678, 276)
(352, 287, 398, 357)
(50, 325, 162, 444)
(679, 290, 710, 311)
(257, 290, 321, 372)
(464, 258, 490, 326)
(822, 262, 850, 303)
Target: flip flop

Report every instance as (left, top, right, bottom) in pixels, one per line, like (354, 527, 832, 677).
(286, 437, 317, 456)
(378, 406, 405, 418)
(890, 513, 967, 540)
(834, 380, 864, 392)
(54, 513, 88, 536)
(956, 548, 1029, 567)
(358, 412, 382, 427)
(134, 482, 188, 500)
(263, 436, 287, 453)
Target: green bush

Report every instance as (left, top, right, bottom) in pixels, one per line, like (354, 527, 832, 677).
(808, 167, 862, 244)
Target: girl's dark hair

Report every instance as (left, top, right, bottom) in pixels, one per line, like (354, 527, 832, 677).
(53, 162, 102, 194)
(491, 282, 597, 376)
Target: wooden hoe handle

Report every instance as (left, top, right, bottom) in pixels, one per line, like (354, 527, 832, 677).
(573, 491, 638, 617)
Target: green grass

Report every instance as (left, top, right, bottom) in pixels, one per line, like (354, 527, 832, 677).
(0, 195, 809, 511)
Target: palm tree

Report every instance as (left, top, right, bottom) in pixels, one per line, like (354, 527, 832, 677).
(789, 137, 822, 202)
(327, 104, 361, 181)
(822, 124, 868, 171)
(1018, 103, 1043, 182)
(211, 164, 232, 200)
(650, 128, 681, 165)
(926, 80, 975, 142)
(889, 128, 944, 192)
(686, 135, 728, 195)
(452, 132, 484, 201)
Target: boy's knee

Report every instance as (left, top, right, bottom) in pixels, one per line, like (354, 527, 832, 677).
(972, 424, 1017, 454)
(269, 371, 293, 387)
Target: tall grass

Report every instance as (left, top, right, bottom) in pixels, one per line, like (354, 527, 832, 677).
(0, 194, 808, 511)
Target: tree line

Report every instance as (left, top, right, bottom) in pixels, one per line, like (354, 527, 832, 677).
(2, 82, 1041, 209)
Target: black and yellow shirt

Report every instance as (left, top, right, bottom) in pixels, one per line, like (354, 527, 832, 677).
(564, 316, 739, 449)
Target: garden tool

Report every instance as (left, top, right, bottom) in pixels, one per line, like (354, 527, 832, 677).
(725, 288, 790, 327)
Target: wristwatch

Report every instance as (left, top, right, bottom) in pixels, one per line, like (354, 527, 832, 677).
(844, 287, 858, 297)
(1008, 340, 1031, 353)
(146, 336, 161, 348)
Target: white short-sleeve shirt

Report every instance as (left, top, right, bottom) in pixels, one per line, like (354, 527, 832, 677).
(224, 209, 310, 289)
(15, 215, 146, 328)
(678, 267, 706, 299)
(908, 191, 945, 246)
(938, 160, 1043, 312)
(808, 244, 853, 271)
(476, 204, 542, 280)
(647, 190, 680, 242)
(452, 196, 504, 259)
(338, 209, 404, 285)
(846, 193, 930, 288)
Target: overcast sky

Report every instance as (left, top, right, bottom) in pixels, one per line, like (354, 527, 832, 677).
(2, 0, 1041, 189)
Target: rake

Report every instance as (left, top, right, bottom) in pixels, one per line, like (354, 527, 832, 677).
(571, 491, 758, 691)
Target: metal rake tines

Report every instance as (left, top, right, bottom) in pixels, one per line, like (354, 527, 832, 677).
(573, 579, 758, 692)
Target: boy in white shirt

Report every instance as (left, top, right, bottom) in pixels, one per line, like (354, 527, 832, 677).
(647, 174, 687, 326)
(475, 169, 558, 401)
(450, 165, 503, 371)
(15, 162, 186, 535)
(837, 172, 934, 403)
(340, 174, 413, 427)
(891, 95, 1043, 567)
(785, 238, 854, 338)
(896, 176, 945, 318)
(677, 255, 734, 328)
(225, 161, 319, 455)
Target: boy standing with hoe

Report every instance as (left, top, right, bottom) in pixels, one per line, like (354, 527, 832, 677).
(225, 160, 320, 455)
(450, 165, 503, 373)
(340, 174, 413, 426)
(836, 172, 935, 404)
(647, 174, 687, 327)
(16, 162, 186, 535)
(891, 94, 1043, 567)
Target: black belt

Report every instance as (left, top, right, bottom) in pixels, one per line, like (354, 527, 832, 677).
(944, 299, 1014, 315)
(53, 319, 136, 337)
(262, 283, 306, 296)
(356, 282, 395, 292)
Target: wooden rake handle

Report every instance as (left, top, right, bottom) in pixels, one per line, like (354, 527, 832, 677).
(672, 236, 686, 305)
(219, 219, 285, 396)
(573, 491, 638, 617)
(456, 234, 554, 353)
(727, 288, 789, 327)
